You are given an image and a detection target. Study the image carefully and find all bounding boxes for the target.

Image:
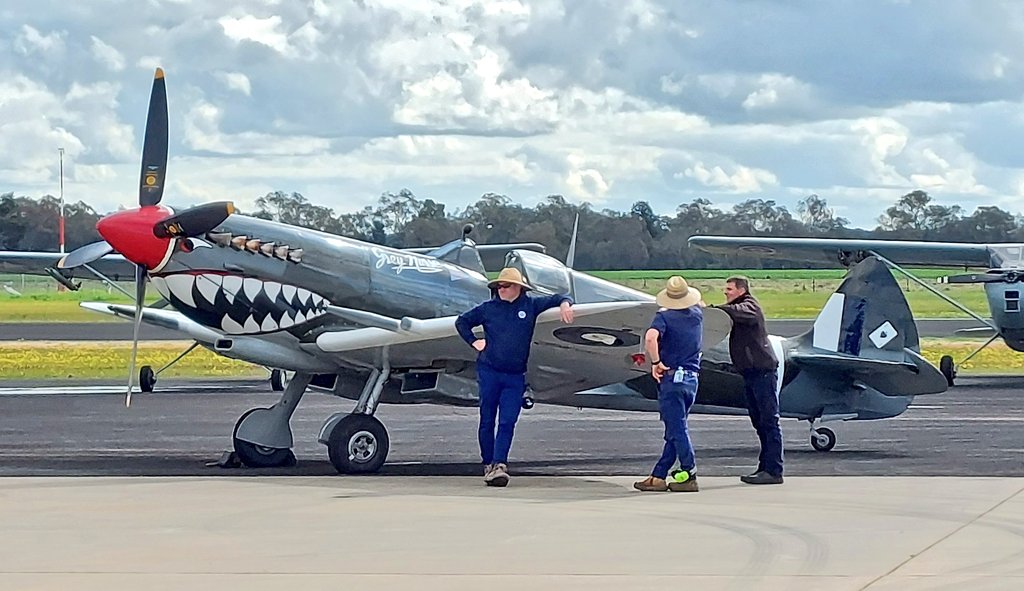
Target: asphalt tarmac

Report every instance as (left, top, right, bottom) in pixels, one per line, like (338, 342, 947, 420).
(0, 318, 991, 341)
(1, 375, 1021, 478)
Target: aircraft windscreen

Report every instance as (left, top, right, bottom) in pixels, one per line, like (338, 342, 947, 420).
(505, 250, 571, 295)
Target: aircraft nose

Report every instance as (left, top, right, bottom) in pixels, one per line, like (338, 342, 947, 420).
(97, 205, 175, 271)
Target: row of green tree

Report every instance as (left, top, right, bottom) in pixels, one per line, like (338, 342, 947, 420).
(2, 189, 1022, 269)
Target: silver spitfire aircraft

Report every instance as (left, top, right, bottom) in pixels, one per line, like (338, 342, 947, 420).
(1, 70, 948, 472)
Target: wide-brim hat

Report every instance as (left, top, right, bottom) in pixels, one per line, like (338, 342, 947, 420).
(656, 276, 701, 309)
(488, 267, 533, 291)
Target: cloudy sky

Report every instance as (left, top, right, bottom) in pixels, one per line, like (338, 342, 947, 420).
(3, 0, 1024, 228)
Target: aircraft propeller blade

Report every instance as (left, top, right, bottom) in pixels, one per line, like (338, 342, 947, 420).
(125, 264, 147, 408)
(56, 240, 114, 270)
(566, 213, 579, 269)
(153, 201, 236, 239)
(138, 68, 168, 207)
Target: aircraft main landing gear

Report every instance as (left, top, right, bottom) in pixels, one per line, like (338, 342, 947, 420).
(232, 372, 311, 468)
(232, 408, 295, 467)
(319, 350, 392, 474)
(269, 368, 290, 392)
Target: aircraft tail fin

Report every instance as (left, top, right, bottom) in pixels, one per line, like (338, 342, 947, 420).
(790, 256, 947, 396)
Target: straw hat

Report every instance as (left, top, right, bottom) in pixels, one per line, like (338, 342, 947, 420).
(656, 276, 701, 309)
(487, 267, 533, 291)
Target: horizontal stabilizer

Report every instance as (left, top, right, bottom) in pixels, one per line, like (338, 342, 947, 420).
(791, 348, 947, 396)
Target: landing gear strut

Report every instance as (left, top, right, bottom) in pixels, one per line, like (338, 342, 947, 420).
(319, 348, 392, 474)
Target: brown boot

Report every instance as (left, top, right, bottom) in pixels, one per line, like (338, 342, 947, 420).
(633, 476, 668, 492)
(668, 476, 699, 492)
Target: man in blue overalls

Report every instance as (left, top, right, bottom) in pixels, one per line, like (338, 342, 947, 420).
(456, 267, 574, 487)
(634, 275, 704, 493)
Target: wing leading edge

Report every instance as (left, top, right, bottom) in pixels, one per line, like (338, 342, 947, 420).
(687, 236, 996, 268)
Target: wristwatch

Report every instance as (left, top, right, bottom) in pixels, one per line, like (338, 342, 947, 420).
(652, 359, 661, 365)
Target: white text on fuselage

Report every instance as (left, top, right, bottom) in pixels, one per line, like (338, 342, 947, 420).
(372, 247, 444, 274)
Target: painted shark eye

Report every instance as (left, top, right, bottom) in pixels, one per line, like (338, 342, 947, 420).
(186, 237, 214, 250)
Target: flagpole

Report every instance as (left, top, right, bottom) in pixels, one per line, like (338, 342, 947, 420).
(58, 147, 65, 254)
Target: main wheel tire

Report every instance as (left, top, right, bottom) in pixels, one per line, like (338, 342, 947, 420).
(270, 369, 286, 392)
(326, 414, 390, 474)
(810, 427, 837, 452)
(139, 366, 156, 393)
(939, 355, 956, 387)
(232, 408, 294, 468)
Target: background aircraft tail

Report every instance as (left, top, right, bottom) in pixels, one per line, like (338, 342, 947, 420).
(787, 256, 947, 396)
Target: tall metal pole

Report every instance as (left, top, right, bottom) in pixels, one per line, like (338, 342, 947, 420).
(58, 147, 65, 254)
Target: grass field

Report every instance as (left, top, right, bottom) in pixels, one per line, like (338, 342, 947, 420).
(0, 268, 993, 320)
(0, 342, 267, 380)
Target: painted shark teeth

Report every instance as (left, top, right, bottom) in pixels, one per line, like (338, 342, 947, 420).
(196, 274, 221, 305)
(165, 274, 196, 308)
(156, 272, 332, 336)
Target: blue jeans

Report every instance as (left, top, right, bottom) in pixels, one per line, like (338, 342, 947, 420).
(477, 364, 526, 465)
(742, 368, 784, 476)
(652, 370, 698, 479)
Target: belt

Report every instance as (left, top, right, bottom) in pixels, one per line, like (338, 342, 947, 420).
(664, 368, 699, 376)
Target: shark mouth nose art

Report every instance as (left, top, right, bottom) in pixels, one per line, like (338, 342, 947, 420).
(150, 272, 330, 334)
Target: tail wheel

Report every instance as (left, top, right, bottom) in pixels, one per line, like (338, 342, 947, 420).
(327, 414, 390, 474)
(811, 427, 837, 452)
(939, 355, 956, 387)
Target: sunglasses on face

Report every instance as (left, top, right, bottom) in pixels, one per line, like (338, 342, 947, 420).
(496, 283, 514, 289)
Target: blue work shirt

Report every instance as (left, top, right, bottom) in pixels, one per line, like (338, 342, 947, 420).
(456, 292, 572, 375)
(651, 307, 703, 373)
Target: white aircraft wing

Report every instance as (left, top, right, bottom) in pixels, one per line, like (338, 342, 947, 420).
(687, 236, 996, 268)
(0, 250, 135, 280)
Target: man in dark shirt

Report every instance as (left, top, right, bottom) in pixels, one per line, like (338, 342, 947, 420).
(455, 267, 574, 487)
(634, 276, 704, 493)
(714, 276, 784, 485)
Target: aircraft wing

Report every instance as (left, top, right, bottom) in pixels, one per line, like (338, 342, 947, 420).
(0, 250, 136, 280)
(80, 302, 336, 373)
(316, 302, 732, 398)
(687, 236, 994, 268)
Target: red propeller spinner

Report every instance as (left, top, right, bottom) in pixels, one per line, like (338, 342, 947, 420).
(96, 206, 176, 271)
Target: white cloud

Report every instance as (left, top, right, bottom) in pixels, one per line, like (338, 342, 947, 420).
(89, 36, 124, 71)
(183, 100, 330, 155)
(218, 15, 290, 54)
(3, 0, 1024, 226)
(14, 25, 64, 56)
(217, 71, 252, 95)
(680, 162, 778, 193)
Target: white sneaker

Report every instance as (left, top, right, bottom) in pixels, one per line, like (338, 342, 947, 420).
(486, 463, 509, 487)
